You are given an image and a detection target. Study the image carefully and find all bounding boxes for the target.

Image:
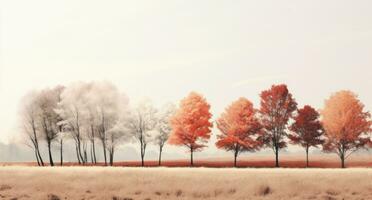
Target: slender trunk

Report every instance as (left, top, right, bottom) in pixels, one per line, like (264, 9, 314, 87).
(109, 148, 114, 166)
(92, 139, 97, 164)
(34, 148, 40, 166)
(60, 139, 63, 166)
(140, 140, 146, 167)
(234, 144, 239, 168)
(141, 150, 145, 167)
(37, 148, 44, 166)
(190, 147, 194, 166)
(102, 141, 107, 166)
(90, 125, 97, 164)
(47, 140, 54, 166)
(158, 145, 163, 166)
(305, 145, 309, 168)
(90, 144, 94, 164)
(275, 145, 279, 168)
(77, 138, 84, 164)
(75, 144, 81, 164)
(32, 123, 44, 166)
(341, 154, 345, 168)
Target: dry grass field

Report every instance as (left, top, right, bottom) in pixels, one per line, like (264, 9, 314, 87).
(0, 167, 372, 200)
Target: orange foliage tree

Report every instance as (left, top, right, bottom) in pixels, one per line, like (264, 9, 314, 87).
(259, 84, 297, 167)
(321, 91, 371, 168)
(289, 105, 324, 167)
(216, 98, 263, 167)
(168, 92, 213, 166)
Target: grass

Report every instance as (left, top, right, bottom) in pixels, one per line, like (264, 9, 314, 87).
(0, 167, 372, 199)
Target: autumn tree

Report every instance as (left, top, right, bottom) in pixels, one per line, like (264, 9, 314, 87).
(216, 98, 263, 167)
(169, 92, 213, 166)
(259, 84, 297, 167)
(289, 105, 324, 167)
(321, 91, 371, 168)
(154, 103, 176, 166)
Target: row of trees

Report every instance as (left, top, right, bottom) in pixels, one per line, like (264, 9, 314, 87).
(20, 81, 176, 167)
(20, 82, 372, 168)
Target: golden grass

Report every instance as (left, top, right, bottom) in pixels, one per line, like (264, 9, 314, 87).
(0, 167, 372, 200)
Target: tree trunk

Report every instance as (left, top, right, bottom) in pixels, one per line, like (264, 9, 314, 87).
(158, 145, 163, 166)
(34, 148, 40, 166)
(190, 147, 194, 166)
(341, 154, 345, 168)
(140, 140, 146, 167)
(305, 146, 309, 168)
(77, 139, 85, 164)
(92, 139, 97, 164)
(75, 145, 81, 164)
(37, 147, 44, 166)
(60, 139, 63, 166)
(141, 150, 145, 167)
(275, 146, 279, 168)
(102, 142, 107, 166)
(234, 144, 239, 168)
(109, 148, 114, 166)
(234, 151, 238, 168)
(47, 140, 54, 166)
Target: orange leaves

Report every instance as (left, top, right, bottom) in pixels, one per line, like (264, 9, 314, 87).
(259, 84, 297, 150)
(216, 98, 263, 152)
(321, 91, 371, 152)
(168, 92, 213, 151)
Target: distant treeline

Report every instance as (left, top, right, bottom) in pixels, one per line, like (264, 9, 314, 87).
(19, 81, 371, 168)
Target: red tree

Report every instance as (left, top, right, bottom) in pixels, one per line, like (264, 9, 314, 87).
(259, 84, 297, 167)
(289, 105, 324, 167)
(321, 91, 371, 168)
(216, 98, 263, 167)
(168, 92, 213, 166)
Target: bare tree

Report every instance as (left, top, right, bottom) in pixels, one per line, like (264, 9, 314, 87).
(19, 91, 44, 166)
(36, 86, 64, 166)
(86, 81, 129, 166)
(154, 103, 176, 166)
(57, 82, 92, 164)
(106, 121, 131, 166)
(128, 99, 158, 167)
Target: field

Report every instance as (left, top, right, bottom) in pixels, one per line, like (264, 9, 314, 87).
(1, 167, 372, 200)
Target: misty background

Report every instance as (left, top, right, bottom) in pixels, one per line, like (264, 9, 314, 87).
(1, 0, 372, 162)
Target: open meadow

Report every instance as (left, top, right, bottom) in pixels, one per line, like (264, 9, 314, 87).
(1, 166, 372, 200)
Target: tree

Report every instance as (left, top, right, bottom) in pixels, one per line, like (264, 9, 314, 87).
(57, 82, 91, 164)
(19, 91, 44, 166)
(321, 91, 371, 168)
(154, 103, 176, 166)
(259, 84, 297, 167)
(37, 86, 64, 166)
(127, 99, 158, 167)
(288, 105, 324, 167)
(169, 92, 213, 166)
(106, 121, 131, 166)
(86, 81, 128, 166)
(216, 98, 263, 167)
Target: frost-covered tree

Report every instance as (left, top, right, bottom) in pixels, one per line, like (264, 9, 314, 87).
(106, 120, 131, 166)
(86, 81, 129, 166)
(57, 82, 92, 164)
(154, 103, 176, 166)
(127, 99, 158, 167)
(19, 91, 44, 166)
(36, 86, 64, 166)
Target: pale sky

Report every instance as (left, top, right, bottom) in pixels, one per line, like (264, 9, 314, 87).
(1, 0, 372, 149)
